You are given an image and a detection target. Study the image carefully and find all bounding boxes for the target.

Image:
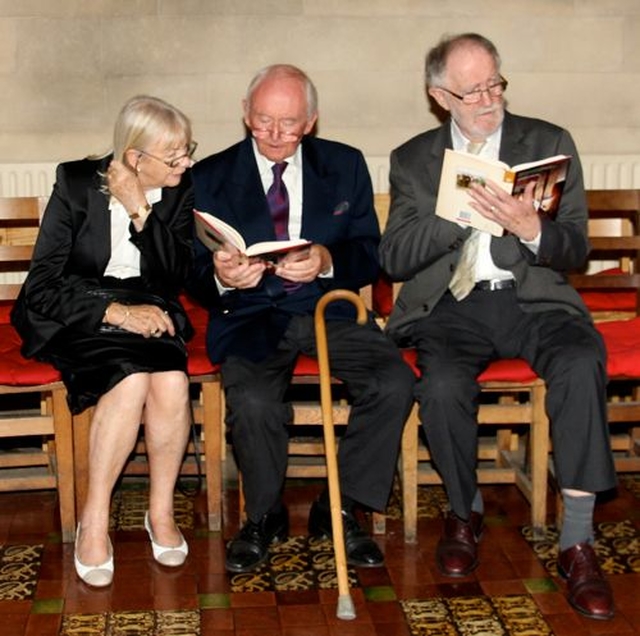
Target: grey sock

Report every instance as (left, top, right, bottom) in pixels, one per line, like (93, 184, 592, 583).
(559, 492, 596, 552)
(471, 488, 484, 515)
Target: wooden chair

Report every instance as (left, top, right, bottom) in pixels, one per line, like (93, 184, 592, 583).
(72, 295, 224, 532)
(373, 193, 550, 543)
(568, 189, 640, 471)
(0, 196, 76, 542)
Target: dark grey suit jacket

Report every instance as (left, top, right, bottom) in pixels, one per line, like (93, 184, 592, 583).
(379, 112, 591, 344)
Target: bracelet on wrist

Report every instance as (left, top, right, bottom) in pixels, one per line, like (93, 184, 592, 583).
(105, 304, 129, 327)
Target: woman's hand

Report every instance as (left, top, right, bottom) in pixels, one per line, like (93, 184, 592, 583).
(104, 302, 175, 338)
(107, 159, 151, 225)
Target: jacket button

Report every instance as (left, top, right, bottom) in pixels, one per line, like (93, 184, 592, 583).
(422, 304, 429, 312)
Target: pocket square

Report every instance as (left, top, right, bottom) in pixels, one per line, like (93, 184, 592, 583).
(332, 201, 350, 215)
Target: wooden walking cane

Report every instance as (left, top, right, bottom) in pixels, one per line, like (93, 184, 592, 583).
(314, 289, 367, 621)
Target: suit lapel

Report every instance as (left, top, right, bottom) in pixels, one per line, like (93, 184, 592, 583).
(498, 112, 532, 167)
(299, 138, 340, 241)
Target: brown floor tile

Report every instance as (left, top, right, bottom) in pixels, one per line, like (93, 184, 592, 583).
(278, 603, 327, 626)
(0, 478, 639, 634)
(233, 605, 281, 631)
(24, 613, 61, 636)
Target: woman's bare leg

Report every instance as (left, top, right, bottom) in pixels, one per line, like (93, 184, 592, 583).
(143, 371, 191, 546)
(76, 373, 149, 566)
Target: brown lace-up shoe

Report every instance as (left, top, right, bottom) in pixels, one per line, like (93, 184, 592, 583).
(558, 542, 614, 620)
(436, 511, 484, 577)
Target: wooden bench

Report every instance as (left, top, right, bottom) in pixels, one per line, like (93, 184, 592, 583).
(0, 196, 76, 542)
(568, 189, 640, 472)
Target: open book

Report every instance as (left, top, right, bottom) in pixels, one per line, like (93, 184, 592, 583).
(435, 149, 571, 236)
(194, 210, 311, 261)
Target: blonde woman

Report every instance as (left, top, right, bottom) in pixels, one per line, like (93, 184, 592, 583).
(12, 95, 197, 587)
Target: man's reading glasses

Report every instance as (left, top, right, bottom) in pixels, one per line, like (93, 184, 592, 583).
(438, 76, 508, 105)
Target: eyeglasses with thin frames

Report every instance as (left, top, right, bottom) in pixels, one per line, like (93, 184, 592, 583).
(252, 127, 302, 141)
(438, 76, 508, 105)
(138, 141, 198, 169)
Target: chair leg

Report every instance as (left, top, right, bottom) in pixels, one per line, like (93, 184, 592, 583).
(401, 403, 420, 544)
(201, 377, 223, 532)
(528, 383, 549, 538)
(52, 387, 76, 543)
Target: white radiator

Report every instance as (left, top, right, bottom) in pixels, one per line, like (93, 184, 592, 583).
(365, 155, 640, 193)
(2, 156, 640, 197)
(5, 156, 636, 285)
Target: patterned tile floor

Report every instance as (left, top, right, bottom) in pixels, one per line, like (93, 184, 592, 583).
(0, 474, 639, 635)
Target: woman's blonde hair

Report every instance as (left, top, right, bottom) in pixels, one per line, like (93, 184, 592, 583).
(113, 95, 192, 165)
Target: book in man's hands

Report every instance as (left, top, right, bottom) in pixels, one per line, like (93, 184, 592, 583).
(435, 149, 571, 236)
(194, 210, 311, 261)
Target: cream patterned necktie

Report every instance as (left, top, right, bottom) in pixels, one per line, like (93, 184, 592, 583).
(448, 141, 485, 301)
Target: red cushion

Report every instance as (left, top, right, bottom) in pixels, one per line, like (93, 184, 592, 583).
(0, 304, 12, 325)
(293, 354, 321, 376)
(578, 268, 636, 311)
(0, 324, 61, 386)
(372, 273, 394, 319)
(180, 294, 220, 376)
(597, 317, 640, 378)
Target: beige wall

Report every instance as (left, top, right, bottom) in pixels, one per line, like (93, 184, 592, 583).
(1, 0, 640, 165)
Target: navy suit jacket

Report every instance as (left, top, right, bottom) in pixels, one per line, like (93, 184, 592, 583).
(188, 136, 380, 363)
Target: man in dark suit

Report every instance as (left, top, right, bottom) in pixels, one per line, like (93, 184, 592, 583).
(189, 64, 415, 574)
(379, 34, 616, 620)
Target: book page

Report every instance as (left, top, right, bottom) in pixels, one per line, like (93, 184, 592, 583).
(194, 210, 311, 260)
(435, 149, 508, 236)
(194, 210, 246, 253)
(245, 239, 312, 260)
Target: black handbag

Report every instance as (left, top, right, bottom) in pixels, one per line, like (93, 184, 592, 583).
(89, 288, 194, 342)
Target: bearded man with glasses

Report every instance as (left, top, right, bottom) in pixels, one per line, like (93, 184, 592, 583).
(379, 33, 616, 621)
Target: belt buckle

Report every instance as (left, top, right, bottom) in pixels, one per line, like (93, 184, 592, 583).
(488, 279, 502, 291)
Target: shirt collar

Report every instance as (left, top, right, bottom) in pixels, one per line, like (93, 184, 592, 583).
(251, 138, 302, 179)
(450, 119, 502, 159)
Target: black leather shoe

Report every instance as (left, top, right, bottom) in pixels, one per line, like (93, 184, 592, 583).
(308, 499, 384, 568)
(225, 507, 289, 573)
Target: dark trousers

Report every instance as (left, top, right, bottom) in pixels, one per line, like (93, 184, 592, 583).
(222, 315, 416, 521)
(412, 288, 617, 519)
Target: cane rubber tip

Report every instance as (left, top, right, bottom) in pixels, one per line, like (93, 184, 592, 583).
(336, 595, 356, 620)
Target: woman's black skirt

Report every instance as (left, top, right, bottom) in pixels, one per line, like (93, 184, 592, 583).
(41, 279, 191, 414)
(44, 329, 188, 414)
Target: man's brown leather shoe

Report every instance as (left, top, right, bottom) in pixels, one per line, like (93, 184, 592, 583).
(436, 511, 483, 577)
(558, 542, 614, 620)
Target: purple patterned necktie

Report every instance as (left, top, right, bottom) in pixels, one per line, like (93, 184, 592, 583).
(267, 162, 289, 240)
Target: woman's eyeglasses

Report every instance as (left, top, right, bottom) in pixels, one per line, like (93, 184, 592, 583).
(138, 141, 198, 168)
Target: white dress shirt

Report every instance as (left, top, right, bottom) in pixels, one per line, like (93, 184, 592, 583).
(105, 188, 162, 278)
(450, 120, 539, 283)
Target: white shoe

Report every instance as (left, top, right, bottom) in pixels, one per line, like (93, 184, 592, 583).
(144, 511, 188, 567)
(74, 524, 114, 587)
